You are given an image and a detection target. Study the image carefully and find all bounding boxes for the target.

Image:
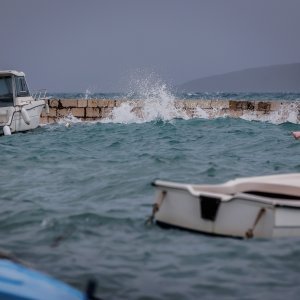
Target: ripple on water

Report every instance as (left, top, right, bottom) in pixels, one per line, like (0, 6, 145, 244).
(1, 118, 300, 299)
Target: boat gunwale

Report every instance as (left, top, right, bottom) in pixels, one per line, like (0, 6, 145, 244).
(152, 179, 300, 208)
(0, 101, 45, 126)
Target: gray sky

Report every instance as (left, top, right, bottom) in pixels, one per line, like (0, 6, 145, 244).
(1, 0, 300, 92)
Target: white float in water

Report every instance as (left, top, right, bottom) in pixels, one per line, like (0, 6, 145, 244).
(21, 107, 31, 125)
(3, 125, 11, 136)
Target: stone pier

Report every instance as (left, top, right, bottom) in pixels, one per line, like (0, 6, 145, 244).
(40, 99, 300, 123)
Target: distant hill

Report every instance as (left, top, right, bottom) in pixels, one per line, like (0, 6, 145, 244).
(179, 63, 300, 92)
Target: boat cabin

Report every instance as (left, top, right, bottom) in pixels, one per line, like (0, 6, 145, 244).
(0, 70, 31, 108)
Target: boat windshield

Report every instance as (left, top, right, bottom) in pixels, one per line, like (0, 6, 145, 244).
(15, 76, 30, 97)
(0, 76, 13, 107)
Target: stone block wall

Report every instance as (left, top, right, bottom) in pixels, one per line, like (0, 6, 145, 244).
(40, 99, 119, 123)
(39, 98, 300, 124)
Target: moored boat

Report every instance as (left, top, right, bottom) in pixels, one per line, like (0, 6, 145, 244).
(0, 70, 48, 135)
(151, 173, 300, 238)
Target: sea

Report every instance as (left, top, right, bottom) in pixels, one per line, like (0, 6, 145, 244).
(1, 81, 300, 299)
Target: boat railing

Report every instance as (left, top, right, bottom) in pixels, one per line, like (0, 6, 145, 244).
(32, 89, 48, 101)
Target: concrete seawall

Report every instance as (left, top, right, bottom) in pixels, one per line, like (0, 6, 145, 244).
(40, 99, 300, 123)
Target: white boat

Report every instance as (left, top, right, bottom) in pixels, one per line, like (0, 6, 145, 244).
(151, 173, 300, 238)
(0, 70, 48, 135)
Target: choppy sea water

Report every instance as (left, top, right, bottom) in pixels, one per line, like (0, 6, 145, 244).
(1, 89, 300, 299)
(53, 91, 300, 102)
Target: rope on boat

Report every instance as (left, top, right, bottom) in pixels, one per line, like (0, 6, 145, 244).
(145, 191, 167, 225)
(245, 208, 266, 239)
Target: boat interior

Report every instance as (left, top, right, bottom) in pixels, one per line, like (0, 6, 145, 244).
(191, 175, 300, 200)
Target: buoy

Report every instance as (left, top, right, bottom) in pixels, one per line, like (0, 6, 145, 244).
(21, 107, 31, 125)
(3, 125, 11, 136)
(292, 131, 300, 139)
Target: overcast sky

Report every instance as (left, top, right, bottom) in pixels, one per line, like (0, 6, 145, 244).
(1, 0, 300, 92)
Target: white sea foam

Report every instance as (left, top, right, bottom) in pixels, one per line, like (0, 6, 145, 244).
(102, 97, 300, 125)
(194, 107, 209, 119)
(50, 98, 300, 126)
(57, 111, 82, 126)
(102, 102, 143, 124)
(240, 103, 300, 124)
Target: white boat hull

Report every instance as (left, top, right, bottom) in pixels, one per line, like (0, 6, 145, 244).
(0, 100, 45, 134)
(152, 174, 300, 238)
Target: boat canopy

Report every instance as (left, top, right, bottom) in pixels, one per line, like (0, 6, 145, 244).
(0, 71, 30, 107)
(0, 70, 25, 77)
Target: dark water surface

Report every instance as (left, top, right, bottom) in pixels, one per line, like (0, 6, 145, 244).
(1, 117, 300, 299)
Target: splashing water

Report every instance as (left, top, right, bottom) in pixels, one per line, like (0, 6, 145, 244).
(101, 98, 300, 125)
(83, 86, 98, 100)
(84, 88, 93, 100)
(103, 73, 188, 123)
(101, 72, 300, 125)
(194, 107, 209, 119)
(240, 102, 300, 124)
(45, 73, 300, 126)
(57, 111, 82, 126)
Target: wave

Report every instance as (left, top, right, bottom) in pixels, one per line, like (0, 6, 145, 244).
(99, 103, 299, 125)
(50, 91, 300, 101)
(51, 74, 300, 125)
(99, 76, 300, 125)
